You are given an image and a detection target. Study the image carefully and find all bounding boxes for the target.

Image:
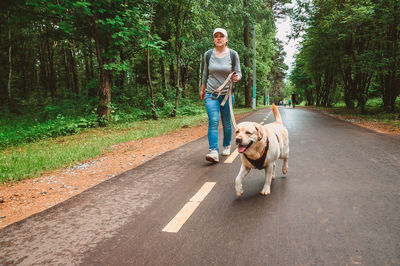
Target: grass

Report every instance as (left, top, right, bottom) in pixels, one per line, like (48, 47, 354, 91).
(0, 108, 252, 184)
(299, 97, 400, 131)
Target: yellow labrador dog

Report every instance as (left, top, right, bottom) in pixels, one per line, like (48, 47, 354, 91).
(234, 104, 289, 197)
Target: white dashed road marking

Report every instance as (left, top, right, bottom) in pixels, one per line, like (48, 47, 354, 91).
(163, 110, 274, 232)
(162, 182, 216, 233)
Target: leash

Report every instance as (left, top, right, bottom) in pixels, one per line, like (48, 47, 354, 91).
(210, 72, 237, 128)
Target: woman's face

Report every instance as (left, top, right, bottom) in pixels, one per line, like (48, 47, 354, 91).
(213, 32, 227, 48)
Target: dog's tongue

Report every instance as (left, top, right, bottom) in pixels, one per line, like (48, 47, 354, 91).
(238, 145, 247, 153)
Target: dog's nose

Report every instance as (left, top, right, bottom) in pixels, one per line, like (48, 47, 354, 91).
(236, 138, 242, 144)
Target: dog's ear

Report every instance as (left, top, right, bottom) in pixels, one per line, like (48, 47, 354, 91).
(253, 123, 264, 140)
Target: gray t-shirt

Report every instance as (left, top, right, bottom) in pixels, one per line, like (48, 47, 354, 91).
(202, 48, 242, 94)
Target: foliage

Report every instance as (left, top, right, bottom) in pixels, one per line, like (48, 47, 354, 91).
(0, 94, 204, 149)
(0, 0, 290, 149)
(289, 0, 400, 115)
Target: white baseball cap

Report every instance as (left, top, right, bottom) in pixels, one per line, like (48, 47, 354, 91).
(213, 28, 228, 39)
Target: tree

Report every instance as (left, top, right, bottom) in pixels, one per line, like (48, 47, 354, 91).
(170, 0, 192, 117)
(268, 39, 288, 104)
(290, 0, 399, 113)
(146, 1, 158, 120)
(0, 0, 287, 121)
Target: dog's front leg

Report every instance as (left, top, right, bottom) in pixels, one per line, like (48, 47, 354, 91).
(235, 165, 250, 197)
(272, 162, 276, 180)
(282, 158, 288, 175)
(261, 164, 274, 196)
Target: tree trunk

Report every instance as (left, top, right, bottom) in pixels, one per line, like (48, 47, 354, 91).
(315, 75, 321, 106)
(198, 54, 202, 94)
(147, 49, 157, 119)
(45, 35, 56, 103)
(171, 0, 182, 118)
(7, 10, 12, 103)
(86, 43, 96, 99)
(147, 2, 158, 120)
(181, 63, 189, 98)
(172, 51, 181, 117)
(171, 0, 192, 117)
(93, 16, 111, 118)
(244, 17, 252, 108)
(169, 63, 175, 89)
(97, 71, 111, 119)
(69, 40, 79, 96)
(21, 45, 29, 98)
(383, 2, 399, 112)
(63, 46, 71, 93)
(38, 40, 48, 100)
(116, 49, 126, 90)
(342, 66, 354, 109)
(306, 87, 314, 106)
(160, 57, 167, 92)
(83, 48, 90, 98)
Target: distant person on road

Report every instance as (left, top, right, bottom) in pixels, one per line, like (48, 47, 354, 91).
(291, 93, 297, 108)
(288, 99, 292, 108)
(200, 28, 242, 163)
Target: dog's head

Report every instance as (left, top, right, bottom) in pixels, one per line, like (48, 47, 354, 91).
(235, 122, 265, 153)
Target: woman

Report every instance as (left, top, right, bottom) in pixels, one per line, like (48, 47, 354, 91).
(200, 28, 242, 163)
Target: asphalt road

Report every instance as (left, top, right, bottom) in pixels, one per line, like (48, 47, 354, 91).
(1, 107, 399, 265)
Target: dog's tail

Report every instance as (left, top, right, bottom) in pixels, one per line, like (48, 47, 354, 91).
(272, 104, 282, 124)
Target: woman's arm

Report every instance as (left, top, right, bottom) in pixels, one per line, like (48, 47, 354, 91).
(200, 51, 209, 100)
(200, 83, 206, 100)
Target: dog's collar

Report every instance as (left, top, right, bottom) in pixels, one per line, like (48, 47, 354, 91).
(243, 139, 269, 170)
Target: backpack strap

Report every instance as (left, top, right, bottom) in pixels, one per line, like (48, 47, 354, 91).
(230, 49, 236, 71)
(206, 49, 213, 67)
(205, 49, 213, 83)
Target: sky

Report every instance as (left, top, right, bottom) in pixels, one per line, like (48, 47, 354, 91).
(275, 2, 300, 74)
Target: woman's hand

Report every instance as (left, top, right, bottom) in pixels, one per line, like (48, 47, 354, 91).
(232, 73, 240, 83)
(200, 84, 206, 100)
(200, 90, 206, 100)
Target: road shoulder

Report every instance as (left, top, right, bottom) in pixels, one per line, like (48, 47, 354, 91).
(0, 112, 251, 229)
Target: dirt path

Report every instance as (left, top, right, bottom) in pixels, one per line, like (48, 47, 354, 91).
(0, 109, 398, 229)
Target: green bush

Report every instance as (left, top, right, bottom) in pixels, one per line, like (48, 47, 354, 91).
(0, 95, 206, 149)
(0, 114, 99, 148)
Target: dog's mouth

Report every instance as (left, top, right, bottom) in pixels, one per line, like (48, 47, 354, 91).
(237, 142, 253, 153)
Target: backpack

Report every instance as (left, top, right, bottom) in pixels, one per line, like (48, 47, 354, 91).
(205, 49, 236, 82)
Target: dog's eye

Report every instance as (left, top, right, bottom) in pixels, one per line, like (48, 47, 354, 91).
(245, 131, 251, 134)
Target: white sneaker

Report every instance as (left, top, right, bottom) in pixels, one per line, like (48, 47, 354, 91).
(222, 145, 231, 156)
(206, 149, 219, 163)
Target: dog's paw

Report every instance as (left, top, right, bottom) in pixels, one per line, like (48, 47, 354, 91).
(260, 186, 270, 196)
(282, 167, 288, 175)
(235, 187, 244, 197)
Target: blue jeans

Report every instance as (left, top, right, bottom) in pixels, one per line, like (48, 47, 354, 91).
(205, 92, 235, 152)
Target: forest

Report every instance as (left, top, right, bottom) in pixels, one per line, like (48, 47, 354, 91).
(0, 0, 399, 149)
(0, 0, 288, 125)
(290, 0, 400, 115)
